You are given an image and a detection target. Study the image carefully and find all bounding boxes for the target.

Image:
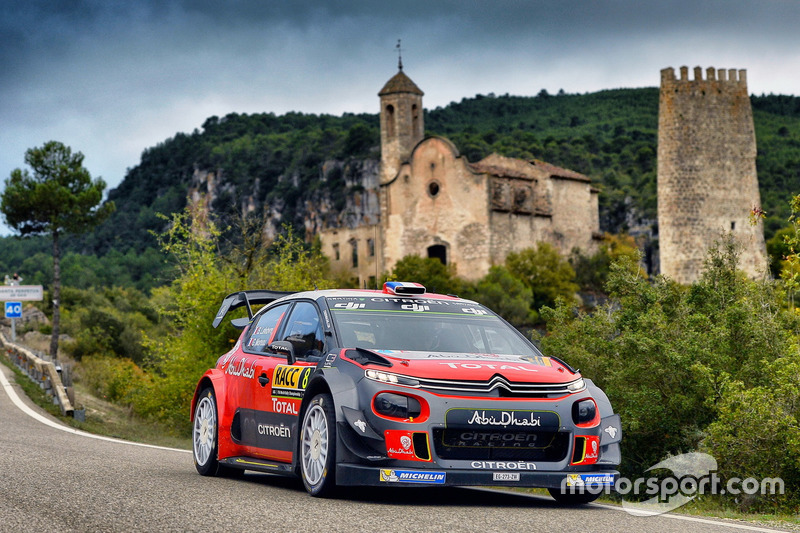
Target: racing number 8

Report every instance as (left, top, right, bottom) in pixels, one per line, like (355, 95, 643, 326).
(301, 368, 310, 389)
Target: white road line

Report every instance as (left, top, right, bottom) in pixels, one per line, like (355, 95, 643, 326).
(474, 488, 787, 532)
(590, 502, 787, 532)
(0, 365, 191, 454)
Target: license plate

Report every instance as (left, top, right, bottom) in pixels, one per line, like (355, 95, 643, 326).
(492, 472, 520, 481)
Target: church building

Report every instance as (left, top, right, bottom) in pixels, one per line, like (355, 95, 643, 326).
(319, 67, 602, 287)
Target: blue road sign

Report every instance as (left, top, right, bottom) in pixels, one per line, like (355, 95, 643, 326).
(5, 301, 22, 319)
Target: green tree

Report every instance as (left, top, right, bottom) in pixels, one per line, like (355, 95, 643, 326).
(505, 242, 578, 310)
(463, 265, 536, 327)
(0, 141, 115, 359)
(389, 255, 463, 296)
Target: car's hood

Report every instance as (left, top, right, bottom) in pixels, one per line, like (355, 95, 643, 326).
(369, 350, 579, 383)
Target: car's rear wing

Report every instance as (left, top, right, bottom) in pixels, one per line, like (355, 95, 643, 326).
(212, 290, 294, 328)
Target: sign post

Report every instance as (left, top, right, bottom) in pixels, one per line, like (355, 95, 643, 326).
(4, 302, 22, 342)
(1, 285, 43, 343)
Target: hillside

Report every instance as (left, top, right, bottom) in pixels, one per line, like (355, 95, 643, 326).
(3, 88, 800, 290)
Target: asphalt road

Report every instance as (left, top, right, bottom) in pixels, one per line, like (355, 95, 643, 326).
(0, 363, 789, 533)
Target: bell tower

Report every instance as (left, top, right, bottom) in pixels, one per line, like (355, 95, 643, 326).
(378, 47, 424, 184)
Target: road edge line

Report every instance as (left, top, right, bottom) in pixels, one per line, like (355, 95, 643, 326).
(0, 365, 191, 454)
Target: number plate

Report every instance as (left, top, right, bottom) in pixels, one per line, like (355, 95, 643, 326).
(492, 472, 520, 482)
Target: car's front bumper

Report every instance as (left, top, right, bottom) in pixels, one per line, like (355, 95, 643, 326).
(336, 462, 619, 489)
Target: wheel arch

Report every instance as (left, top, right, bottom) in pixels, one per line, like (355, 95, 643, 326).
(295, 368, 359, 472)
(190, 370, 227, 422)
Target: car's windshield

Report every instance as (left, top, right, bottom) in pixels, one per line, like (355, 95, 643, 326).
(328, 296, 540, 356)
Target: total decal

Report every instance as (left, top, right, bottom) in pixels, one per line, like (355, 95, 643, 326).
(271, 364, 313, 399)
(438, 362, 539, 372)
(566, 473, 615, 487)
(385, 430, 430, 462)
(271, 398, 299, 415)
(379, 469, 446, 484)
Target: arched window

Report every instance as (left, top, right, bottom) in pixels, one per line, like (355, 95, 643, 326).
(412, 104, 419, 135)
(427, 245, 447, 265)
(385, 105, 395, 137)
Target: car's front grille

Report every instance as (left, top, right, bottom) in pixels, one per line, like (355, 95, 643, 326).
(415, 374, 580, 398)
(432, 428, 570, 461)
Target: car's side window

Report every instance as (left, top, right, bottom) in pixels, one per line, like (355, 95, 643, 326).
(278, 301, 325, 359)
(243, 303, 290, 354)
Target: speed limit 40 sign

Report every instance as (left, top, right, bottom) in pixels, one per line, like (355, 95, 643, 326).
(5, 302, 22, 319)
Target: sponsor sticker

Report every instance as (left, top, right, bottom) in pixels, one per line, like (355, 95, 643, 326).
(379, 469, 446, 484)
(271, 365, 313, 399)
(385, 430, 431, 462)
(471, 461, 536, 470)
(446, 408, 560, 429)
(566, 473, 615, 487)
(573, 435, 600, 465)
(225, 357, 256, 379)
(493, 472, 521, 482)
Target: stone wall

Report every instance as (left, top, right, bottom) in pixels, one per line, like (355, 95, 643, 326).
(657, 66, 768, 284)
(382, 137, 491, 281)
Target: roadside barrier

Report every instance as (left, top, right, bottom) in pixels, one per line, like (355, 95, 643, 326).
(0, 331, 74, 416)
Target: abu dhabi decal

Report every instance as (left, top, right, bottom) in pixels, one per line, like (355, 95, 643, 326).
(385, 430, 431, 462)
(446, 408, 559, 429)
(379, 469, 445, 484)
(225, 357, 256, 379)
(271, 364, 313, 399)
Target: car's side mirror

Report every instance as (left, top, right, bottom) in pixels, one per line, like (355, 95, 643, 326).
(269, 340, 296, 365)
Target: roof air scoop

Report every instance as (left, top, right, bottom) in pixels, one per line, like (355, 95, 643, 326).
(383, 281, 426, 296)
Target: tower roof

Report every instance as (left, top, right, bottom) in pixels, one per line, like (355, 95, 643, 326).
(378, 70, 424, 97)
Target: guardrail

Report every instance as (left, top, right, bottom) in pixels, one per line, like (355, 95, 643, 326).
(0, 331, 74, 416)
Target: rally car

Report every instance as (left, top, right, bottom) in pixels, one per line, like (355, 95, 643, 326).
(191, 282, 621, 503)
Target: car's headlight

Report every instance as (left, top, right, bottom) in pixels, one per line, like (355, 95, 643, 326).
(566, 378, 585, 393)
(373, 392, 422, 419)
(365, 369, 420, 387)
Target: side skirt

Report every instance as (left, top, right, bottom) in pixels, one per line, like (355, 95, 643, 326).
(220, 456, 297, 477)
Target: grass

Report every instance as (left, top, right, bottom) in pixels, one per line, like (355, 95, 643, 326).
(0, 353, 191, 450)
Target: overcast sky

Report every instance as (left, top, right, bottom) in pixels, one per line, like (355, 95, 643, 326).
(2, 0, 799, 236)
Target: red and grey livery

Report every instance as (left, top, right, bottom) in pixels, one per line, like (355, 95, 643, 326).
(191, 283, 621, 503)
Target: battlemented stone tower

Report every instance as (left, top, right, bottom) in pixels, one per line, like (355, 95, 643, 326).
(378, 65, 424, 184)
(657, 66, 768, 284)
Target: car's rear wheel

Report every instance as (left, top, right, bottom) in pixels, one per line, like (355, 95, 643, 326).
(547, 487, 601, 505)
(300, 393, 337, 497)
(193, 387, 222, 476)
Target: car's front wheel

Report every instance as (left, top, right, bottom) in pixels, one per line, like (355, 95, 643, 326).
(548, 487, 601, 505)
(300, 393, 337, 497)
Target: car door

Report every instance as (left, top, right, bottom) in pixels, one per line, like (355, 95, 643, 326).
(233, 302, 292, 459)
(240, 301, 325, 462)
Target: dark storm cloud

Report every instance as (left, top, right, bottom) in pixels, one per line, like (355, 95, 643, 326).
(1, 0, 799, 238)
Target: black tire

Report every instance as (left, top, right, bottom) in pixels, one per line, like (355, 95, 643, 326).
(193, 387, 223, 476)
(547, 487, 601, 505)
(299, 393, 337, 497)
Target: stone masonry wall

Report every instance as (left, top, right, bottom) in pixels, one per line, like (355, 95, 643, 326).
(657, 66, 768, 284)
